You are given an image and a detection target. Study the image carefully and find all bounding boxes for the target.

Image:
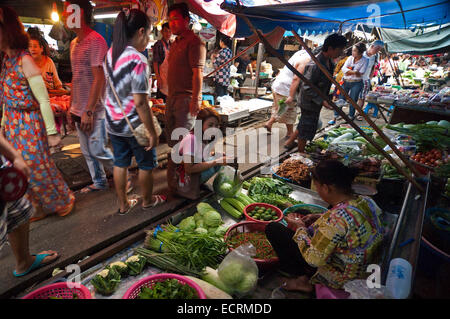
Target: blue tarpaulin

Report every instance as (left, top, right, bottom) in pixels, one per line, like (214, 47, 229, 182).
(222, 0, 450, 38)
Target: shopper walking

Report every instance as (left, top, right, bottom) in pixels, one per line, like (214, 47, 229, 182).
(296, 33, 347, 154)
(265, 49, 311, 141)
(0, 133, 59, 277)
(329, 43, 368, 124)
(104, 9, 166, 215)
(152, 22, 172, 102)
(64, 0, 115, 194)
(212, 34, 233, 97)
(165, 2, 206, 191)
(0, 6, 75, 222)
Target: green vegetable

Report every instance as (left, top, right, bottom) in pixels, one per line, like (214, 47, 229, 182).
(218, 262, 245, 287)
(195, 227, 208, 234)
(247, 177, 292, 197)
(213, 169, 242, 198)
(135, 248, 204, 277)
(438, 120, 450, 129)
(223, 197, 246, 212)
(125, 255, 147, 276)
(108, 261, 128, 277)
(90, 267, 121, 296)
(250, 193, 302, 210)
(235, 272, 258, 294)
(330, 132, 353, 144)
(197, 203, 216, 216)
(385, 123, 450, 151)
(138, 279, 199, 299)
(177, 216, 196, 232)
(220, 199, 243, 219)
(236, 192, 254, 205)
(213, 225, 229, 237)
(186, 276, 233, 299)
(277, 98, 287, 116)
(201, 267, 233, 295)
(203, 210, 223, 228)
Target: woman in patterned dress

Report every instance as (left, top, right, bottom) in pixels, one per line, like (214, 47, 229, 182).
(0, 6, 75, 222)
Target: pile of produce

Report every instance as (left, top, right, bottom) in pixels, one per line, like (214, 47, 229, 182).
(410, 149, 447, 168)
(177, 202, 229, 236)
(246, 205, 279, 221)
(220, 192, 255, 219)
(226, 232, 276, 260)
(381, 163, 410, 180)
(243, 177, 302, 209)
(275, 158, 310, 182)
(137, 279, 199, 299)
(144, 223, 227, 272)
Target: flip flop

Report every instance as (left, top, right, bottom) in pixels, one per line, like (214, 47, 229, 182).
(79, 184, 107, 194)
(142, 195, 167, 210)
(13, 252, 59, 277)
(117, 198, 139, 216)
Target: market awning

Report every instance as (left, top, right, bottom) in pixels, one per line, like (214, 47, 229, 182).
(380, 23, 450, 54)
(222, 0, 450, 38)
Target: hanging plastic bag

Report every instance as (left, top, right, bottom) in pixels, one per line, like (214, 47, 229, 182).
(212, 165, 243, 198)
(217, 243, 259, 297)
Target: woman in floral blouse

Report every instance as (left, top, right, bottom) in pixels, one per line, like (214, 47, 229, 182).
(266, 160, 385, 293)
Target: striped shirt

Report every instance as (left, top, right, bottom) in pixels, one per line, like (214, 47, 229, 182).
(70, 30, 108, 117)
(103, 46, 150, 137)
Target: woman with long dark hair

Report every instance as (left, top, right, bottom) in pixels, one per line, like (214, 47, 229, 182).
(104, 9, 165, 215)
(266, 160, 384, 294)
(0, 6, 75, 222)
(27, 27, 66, 95)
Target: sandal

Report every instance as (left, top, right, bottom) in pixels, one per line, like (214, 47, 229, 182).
(143, 195, 167, 209)
(117, 198, 139, 216)
(13, 251, 59, 277)
(79, 184, 107, 194)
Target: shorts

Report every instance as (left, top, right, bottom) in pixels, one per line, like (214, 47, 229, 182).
(0, 197, 33, 250)
(271, 91, 297, 124)
(165, 96, 196, 148)
(297, 109, 321, 141)
(109, 134, 157, 170)
(359, 80, 371, 100)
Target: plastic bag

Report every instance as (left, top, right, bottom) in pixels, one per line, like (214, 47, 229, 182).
(343, 280, 387, 299)
(217, 243, 259, 297)
(212, 165, 243, 198)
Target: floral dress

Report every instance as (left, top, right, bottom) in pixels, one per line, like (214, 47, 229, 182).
(0, 51, 75, 215)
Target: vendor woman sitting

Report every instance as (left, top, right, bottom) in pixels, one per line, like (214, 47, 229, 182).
(27, 27, 67, 95)
(266, 159, 385, 293)
(175, 107, 233, 198)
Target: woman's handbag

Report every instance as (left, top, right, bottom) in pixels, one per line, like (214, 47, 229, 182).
(104, 59, 161, 147)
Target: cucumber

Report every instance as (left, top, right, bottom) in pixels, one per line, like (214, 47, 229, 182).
(330, 133, 354, 144)
(223, 198, 246, 212)
(220, 200, 242, 219)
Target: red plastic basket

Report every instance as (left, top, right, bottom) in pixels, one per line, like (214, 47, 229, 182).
(22, 282, 92, 299)
(243, 203, 283, 224)
(122, 273, 206, 299)
(224, 221, 279, 271)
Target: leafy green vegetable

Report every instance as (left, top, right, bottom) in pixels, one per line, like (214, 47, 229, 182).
(247, 177, 292, 197)
(90, 267, 121, 296)
(138, 279, 199, 299)
(177, 216, 196, 232)
(250, 193, 303, 210)
(213, 168, 242, 198)
(125, 255, 147, 276)
(203, 210, 223, 228)
(195, 227, 208, 234)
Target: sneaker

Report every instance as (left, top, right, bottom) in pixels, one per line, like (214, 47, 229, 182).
(328, 119, 336, 125)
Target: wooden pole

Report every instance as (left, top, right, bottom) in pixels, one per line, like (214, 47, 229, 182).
(205, 39, 260, 78)
(289, 30, 423, 179)
(239, 17, 424, 192)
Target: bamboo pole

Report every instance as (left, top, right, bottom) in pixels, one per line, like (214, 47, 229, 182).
(239, 16, 424, 192)
(289, 30, 423, 178)
(205, 39, 260, 78)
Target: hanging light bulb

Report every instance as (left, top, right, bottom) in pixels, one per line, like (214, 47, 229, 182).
(51, 2, 60, 22)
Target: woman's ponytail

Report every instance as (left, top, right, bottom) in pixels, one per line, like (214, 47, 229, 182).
(112, 11, 128, 69)
(111, 9, 150, 69)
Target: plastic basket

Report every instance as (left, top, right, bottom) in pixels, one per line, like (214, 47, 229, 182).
(22, 282, 92, 299)
(243, 203, 283, 225)
(224, 221, 279, 271)
(122, 273, 206, 299)
(281, 204, 327, 226)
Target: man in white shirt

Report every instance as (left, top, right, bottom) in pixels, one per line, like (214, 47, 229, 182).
(357, 40, 384, 118)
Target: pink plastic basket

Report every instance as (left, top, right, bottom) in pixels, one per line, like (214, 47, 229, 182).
(22, 282, 92, 299)
(122, 273, 206, 299)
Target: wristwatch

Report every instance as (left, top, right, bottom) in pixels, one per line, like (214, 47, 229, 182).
(86, 110, 93, 117)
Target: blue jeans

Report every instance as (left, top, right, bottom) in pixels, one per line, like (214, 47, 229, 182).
(76, 116, 114, 189)
(334, 80, 363, 118)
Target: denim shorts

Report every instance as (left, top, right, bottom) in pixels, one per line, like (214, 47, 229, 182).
(109, 134, 157, 170)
